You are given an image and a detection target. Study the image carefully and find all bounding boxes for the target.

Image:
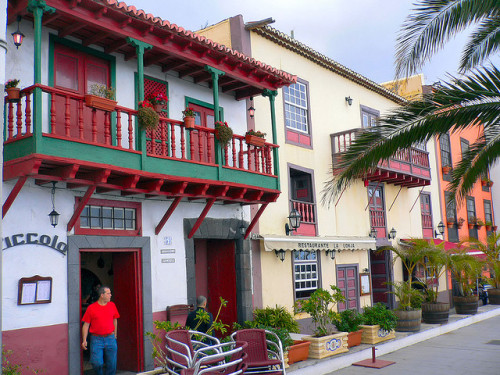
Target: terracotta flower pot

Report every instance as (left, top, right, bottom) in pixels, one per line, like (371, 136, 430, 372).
(184, 116, 195, 129)
(6, 87, 20, 101)
(347, 329, 363, 348)
(245, 134, 266, 147)
(153, 103, 163, 113)
(84, 94, 117, 112)
(287, 340, 310, 364)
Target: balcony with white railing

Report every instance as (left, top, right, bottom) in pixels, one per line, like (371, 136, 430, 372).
(330, 128, 431, 188)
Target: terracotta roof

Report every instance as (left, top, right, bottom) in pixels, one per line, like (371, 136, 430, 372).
(104, 0, 296, 86)
(251, 25, 405, 104)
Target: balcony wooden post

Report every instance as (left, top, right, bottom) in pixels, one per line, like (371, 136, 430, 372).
(205, 66, 225, 176)
(262, 89, 279, 188)
(29, 0, 55, 149)
(127, 37, 152, 169)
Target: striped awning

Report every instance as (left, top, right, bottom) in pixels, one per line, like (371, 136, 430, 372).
(260, 235, 376, 252)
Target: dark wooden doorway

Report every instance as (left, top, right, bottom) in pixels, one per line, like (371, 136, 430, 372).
(370, 249, 393, 308)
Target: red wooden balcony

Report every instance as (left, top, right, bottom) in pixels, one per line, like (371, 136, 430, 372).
(291, 199, 317, 236)
(330, 128, 431, 188)
(3, 85, 280, 206)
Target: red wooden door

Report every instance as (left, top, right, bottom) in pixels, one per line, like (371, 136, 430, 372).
(370, 250, 393, 308)
(189, 103, 215, 163)
(206, 240, 237, 330)
(53, 43, 110, 142)
(337, 266, 358, 311)
(113, 251, 143, 372)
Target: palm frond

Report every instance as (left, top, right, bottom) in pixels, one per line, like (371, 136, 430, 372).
(322, 65, 500, 207)
(461, 16, 500, 71)
(395, 0, 500, 78)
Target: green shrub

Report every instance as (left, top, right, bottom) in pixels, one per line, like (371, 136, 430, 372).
(252, 305, 299, 333)
(333, 309, 364, 332)
(362, 303, 397, 332)
(138, 106, 159, 130)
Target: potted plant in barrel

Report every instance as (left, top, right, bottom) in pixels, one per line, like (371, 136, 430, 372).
(146, 91, 168, 113)
(463, 232, 500, 305)
(137, 101, 159, 131)
(182, 107, 196, 129)
(360, 303, 397, 344)
(295, 286, 348, 359)
(245, 129, 266, 147)
(214, 121, 233, 147)
(382, 243, 426, 332)
(448, 250, 483, 314)
(333, 309, 364, 348)
(5, 79, 20, 101)
(85, 83, 117, 111)
(418, 240, 451, 324)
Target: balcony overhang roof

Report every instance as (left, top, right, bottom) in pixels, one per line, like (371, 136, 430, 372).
(4, 154, 279, 204)
(8, 0, 296, 100)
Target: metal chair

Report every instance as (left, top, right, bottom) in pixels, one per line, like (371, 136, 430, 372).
(231, 329, 285, 375)
(165, 329, 221, 374)
(180, 341, 248, 375)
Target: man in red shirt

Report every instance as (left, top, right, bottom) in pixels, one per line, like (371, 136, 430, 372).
(82, 286, 120, 375)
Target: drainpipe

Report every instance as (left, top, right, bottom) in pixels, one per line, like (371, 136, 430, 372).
(28, 0, 55, 151)
(262, 89, 279, 190)
(205, 66, 225, 178)
(126, 37, 152, 170)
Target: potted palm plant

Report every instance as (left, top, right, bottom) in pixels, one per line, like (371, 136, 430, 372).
(360, 303, 397, 344)
(382, 243, 426, 332)
(463, 232, 500, 305)
(295, 286, 348, 359)
(418, 240, 451, 324)
(5, 79, 20, 101)
(85, 83, 117, 111)
(448, 251, 483, 314)
(333, 309, 364, 348)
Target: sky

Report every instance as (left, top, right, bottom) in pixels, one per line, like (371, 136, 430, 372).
(135, 0, 476, 85)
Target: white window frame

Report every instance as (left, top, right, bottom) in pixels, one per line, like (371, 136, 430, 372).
(284, 81, 309, 134)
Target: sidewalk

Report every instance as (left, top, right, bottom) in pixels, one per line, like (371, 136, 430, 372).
(287, 304, 500, 375)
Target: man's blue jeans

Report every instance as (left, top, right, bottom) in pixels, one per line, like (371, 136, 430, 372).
(90, 334, 117, 375)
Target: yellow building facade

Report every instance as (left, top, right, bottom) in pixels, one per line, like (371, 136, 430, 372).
(200, 17, 444, 316)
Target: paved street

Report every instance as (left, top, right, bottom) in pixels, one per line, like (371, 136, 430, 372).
(328, 315, 500, 374)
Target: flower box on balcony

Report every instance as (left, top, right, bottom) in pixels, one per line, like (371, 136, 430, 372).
(245, 134, 266, 147)
(442, 166, 452, 174)
(84, 94, 117, 112)
(6, 87, 21, 102)
(446, 219, 455, 228)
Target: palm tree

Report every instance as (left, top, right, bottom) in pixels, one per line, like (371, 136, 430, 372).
(462, 232, 500, 289)
(322, 0, 500, 205)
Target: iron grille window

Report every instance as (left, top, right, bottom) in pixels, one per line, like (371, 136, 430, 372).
(293, 250, 318, 299)
(80, 205, 136, 230)
(284, 82, 309, 133)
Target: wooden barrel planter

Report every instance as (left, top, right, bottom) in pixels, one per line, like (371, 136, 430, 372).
(488, 289, 500, 305)
(453, 296, 479, 314)
(394, 309, 421, 332)
(422, 302, 450, 324)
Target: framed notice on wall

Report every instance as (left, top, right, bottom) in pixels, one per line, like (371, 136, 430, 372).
(18, 275, 53, 305)
(359, 273, 371, 296)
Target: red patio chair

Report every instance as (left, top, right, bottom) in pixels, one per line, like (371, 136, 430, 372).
(231, 329, 285, 375)
(165, 329, 221, 374)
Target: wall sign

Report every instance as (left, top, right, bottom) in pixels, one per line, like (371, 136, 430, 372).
(3, 233, 68, 256)
(360, 273, 371, 295)
(18, 275, 53, 305)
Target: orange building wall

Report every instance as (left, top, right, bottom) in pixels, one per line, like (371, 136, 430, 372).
(436, 126, 495, 243)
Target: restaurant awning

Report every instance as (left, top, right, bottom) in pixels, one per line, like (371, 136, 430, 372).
(260, 235, 376, 252)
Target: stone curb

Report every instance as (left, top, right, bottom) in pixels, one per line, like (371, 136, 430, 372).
(291, 306, 500, 375)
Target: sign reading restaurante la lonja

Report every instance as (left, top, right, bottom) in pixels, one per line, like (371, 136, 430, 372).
(297, 241, 356, 249)
(3, 233, 68, 255)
